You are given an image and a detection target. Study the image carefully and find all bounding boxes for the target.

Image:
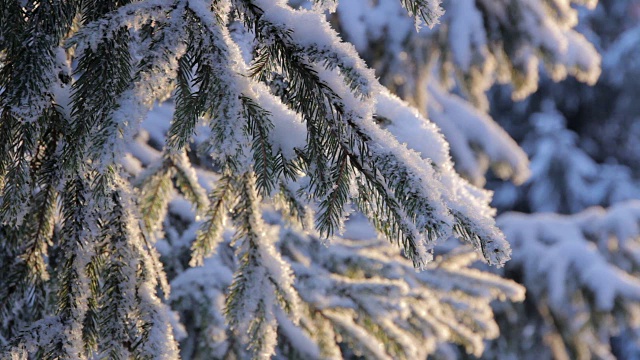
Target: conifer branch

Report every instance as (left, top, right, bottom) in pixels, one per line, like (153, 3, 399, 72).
(69, 28, 132, 169)
(182, 5, 245, 162)
(242, 95, 278, 196)
(307, 307, 342, 358)
(97, 191, 140, 359)
(275, 182, 313, 231)
(235, 1, 453, 263)
(0, 1, 543, 358)
(54, 246, 92, 359)
(138, 158, 175, 237)
(354, 175, 431, 268)
(226, 171, 301, 359)
(295, 44, 373, 99)
(398, 0, 443, 28)
(316, 150, 352, 237)
(190, 173, 236, 267)
(167, 46, 199, 152)
(0, 0, 76, 231)
(0, 229, 48, 342)
(21, 119, 63, 283)
(82, 252, 104, 356)
(172, 150, 209, 215)
(0, 121, 38, 226)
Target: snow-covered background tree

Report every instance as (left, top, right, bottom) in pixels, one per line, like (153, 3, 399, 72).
(479, 1, 640, 358)
(1, 0, 640, 359)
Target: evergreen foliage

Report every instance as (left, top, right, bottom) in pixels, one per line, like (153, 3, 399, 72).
(2, 0, 639, 359)
(0, 0, 515, 358)
(166, 204, 524, 359)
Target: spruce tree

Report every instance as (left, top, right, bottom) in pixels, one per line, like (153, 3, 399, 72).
(5, 0, 638, 359)
(0, 1, 515, 359)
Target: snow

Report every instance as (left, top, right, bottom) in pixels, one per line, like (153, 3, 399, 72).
(275, 309, 321, 359)
(427, 81, 530, 186)
(603, 24, 640, 85)
(6, 0, 638, 359)
(375, 90, 450, 167)
(495, 107, 640, 214)
(250, 83, 307, 160)
(499, 203, 640, 312)
(276, 216, 523, 358)
(448, 0, 488, 73)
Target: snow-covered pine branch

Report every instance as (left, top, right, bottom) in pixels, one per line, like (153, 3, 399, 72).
(0, 0, 520, 358)
(129, 80, 526, 359)
(166, 205, 524, 359)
